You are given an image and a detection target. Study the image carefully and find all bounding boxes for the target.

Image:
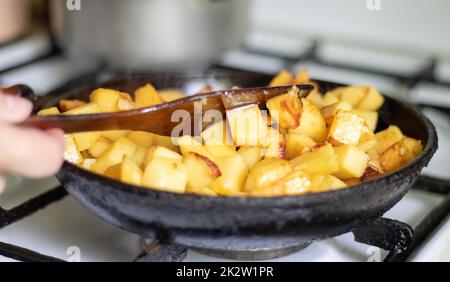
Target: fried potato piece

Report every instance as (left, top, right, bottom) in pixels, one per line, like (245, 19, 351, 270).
(285, 134, 316, 160)
(209, 154, 248, 195)
(327, 110, 365, 146)
(244, 158, 292, 192)
(135, 84, 165, 108)
(183, 152, 221, 190)
(266, 86, 302, 129)
(289, 98, 327, 142)
(333, 145, 369, 179)
(375, 125, 403, 154)
(290, 144, 339, 175)
(142, 157, 187, 193)
(59, 99, 87, 112)
(269, 70, 294, 87)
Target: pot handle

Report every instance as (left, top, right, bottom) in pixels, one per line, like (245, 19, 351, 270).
(0, 84, 41, 113)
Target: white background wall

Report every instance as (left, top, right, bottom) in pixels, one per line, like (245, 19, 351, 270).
(250, 0, 450, 58)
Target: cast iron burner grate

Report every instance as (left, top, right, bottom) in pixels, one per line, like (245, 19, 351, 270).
(0, 176, 449, 262)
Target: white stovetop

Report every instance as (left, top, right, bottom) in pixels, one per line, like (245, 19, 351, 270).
(0, 32, 449, 262)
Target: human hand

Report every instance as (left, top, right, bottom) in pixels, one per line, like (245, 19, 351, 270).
(0, 91, 65, 194)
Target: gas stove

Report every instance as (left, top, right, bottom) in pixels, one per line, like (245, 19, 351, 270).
(0, 29, 449, 262)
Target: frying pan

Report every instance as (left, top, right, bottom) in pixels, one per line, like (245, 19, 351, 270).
(19, 68, 438, 256)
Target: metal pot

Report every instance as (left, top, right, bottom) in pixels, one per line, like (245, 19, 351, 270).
(50, 0, 249, 70)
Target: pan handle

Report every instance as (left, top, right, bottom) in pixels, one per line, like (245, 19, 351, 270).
(413, 175, 450, 195)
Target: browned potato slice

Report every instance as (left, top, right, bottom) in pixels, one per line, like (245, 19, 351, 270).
(59, 99, 87, 112)
(399, 137, 423, 164)
(244, 158, 292, 191)
(379, 143, 403, 172)
(289, 98, 327, 142)
(327, 110, 365, 146)
(266, 86, 302, 129)
(183, 152, 221, 190)
(142, 146, 183, 168)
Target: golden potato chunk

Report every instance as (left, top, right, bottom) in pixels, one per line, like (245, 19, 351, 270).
(269, 70, 294, 87)
(244, 158, 292, 191)
(59, 99, 87, 112)
(142, 146, 183, 168)
(102, 130, 128, 141)
(289, 98, 327, 142)
(142, 157, 187, 193)
(266, 86, 302, 129)
(135, 84, 165, 108)
(131, 146, 147, 167)
(120, 157, 143, 186)
(321, 101, 353, 127)
(227, 104, 268, 146)
(126, 131, 154, 147)
(399, 137, 423, 164)
(375, 125, 403, 154)
(88, 137, 112, 158)
(202, 121, 236, 157)
(263, 128, 286, 159)
(327, 110, 365, 146)
(333, 145, 369, 179)
(72, 132, 102, 151)
(285, 134, 316, 160)
(64, 135, 83, 165)
(357, 126, 377, 153)
(238, 147, 263, 170)
(290, 144, 339, 175)
(209, 154, 248, 195)
(357, 86, 384, 111)
(379, 143, 403, 173)
(250, 170, 312, 196)
(37, 107, 60, 116)
(91, 137, 137, 174)
(183, 152, 221, 190)
(65, 103, 101, 115)
(352, 109, 378, 132)
(90, 88, 122, 112)
(159, 89, 185, 102)
(311, 174, 347, 192)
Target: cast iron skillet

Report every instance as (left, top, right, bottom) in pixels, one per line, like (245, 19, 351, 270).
(24, 69, 438, 253)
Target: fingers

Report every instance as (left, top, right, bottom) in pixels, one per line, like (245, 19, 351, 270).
(0, 123, 65, 178)
(0, 92, 33, 123)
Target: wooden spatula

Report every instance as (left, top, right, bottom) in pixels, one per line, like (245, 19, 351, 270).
(2, 84, 313, 136)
